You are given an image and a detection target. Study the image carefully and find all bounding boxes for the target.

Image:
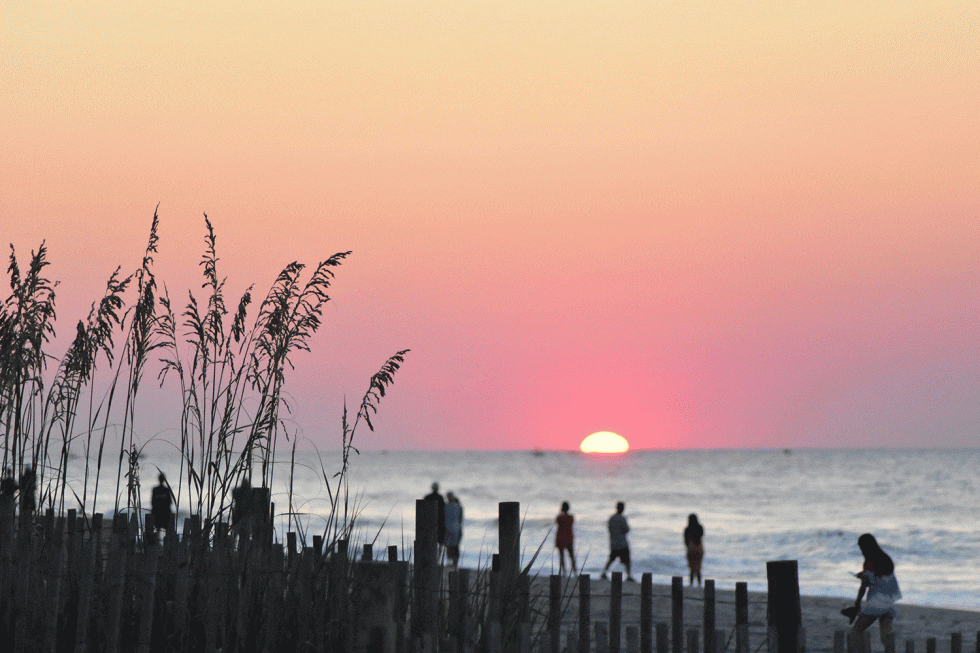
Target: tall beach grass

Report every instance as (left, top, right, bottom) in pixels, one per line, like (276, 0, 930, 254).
(0, 209, 407, 551)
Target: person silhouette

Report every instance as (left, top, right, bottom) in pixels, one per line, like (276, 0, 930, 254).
(601, 501, 635, 582)
(18, 466, 35, 515)
(232, 478, 254, 546)
(555, 501, 577, 576)
(684, 513, 704, 586)
(444, 491, 463, 568)
(849, 533, 902, 648)
(150, 473, 174, 539)
(423, 482, 446, 553)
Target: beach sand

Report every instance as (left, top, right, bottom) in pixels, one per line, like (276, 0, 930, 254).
(540, 576, 980, 652)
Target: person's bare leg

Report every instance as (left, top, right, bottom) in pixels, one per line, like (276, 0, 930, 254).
(879, 615, 895, 653)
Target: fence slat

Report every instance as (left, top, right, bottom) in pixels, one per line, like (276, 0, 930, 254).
(671, 577, 683, 653)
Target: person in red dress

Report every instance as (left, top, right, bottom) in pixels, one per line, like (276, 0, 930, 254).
(555, 501, 577, 575)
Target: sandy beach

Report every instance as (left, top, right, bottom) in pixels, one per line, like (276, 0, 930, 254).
(542, 577, 980, 652)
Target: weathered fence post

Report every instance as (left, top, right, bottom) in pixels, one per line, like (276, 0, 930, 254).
(625, 627, 639, 653)
(640, 573, 653, 653)
(704, 579, 716, 653)
(611, 572, 623, 653)
(499, 500, 522, 650)
(767, 560, 802, 653)
(103, 513, 130, 653)
(41, 515, 66, 653)
(550, 575, 561, 653)
(135, 515, 161, 653)
(735, 582, 749, 653)
(579, 574, 591, 653)
(926, 638, 936, 653)
(687, 629, 700, 653)
(413, 499, 438, 647)
(656, 623, 669, 653)
(597, 622, 610, 653)
(671, 576, 683, 653)
(834, 630, 845, 653)
(952, 633, 962, 653)
(353, 559, 397, 653)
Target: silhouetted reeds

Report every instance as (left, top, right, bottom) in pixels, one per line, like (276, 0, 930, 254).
(1, 210, 408, 553)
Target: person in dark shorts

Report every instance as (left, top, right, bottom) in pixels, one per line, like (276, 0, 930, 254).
(601, 501, 635, 582)
(555, 501, 577, 575)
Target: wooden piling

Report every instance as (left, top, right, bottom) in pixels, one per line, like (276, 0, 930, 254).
(579, 574, 591, 653)
(611, 572, 623, 653)
(671, 576, 683, 653)
(499, 500, 522, 651)
(413, 499, 438, 645)
(656, 624, 669, 653)
(704, 579, 716, 653)
(640, 573, 653, 653)
(596, 622, 610, 653)
(549, 575, 561, 653)
(767, 560, 802, 653)
(735, 582, 749, 653)
(625, 627, 639, 653)
(687, 629, 700, 653)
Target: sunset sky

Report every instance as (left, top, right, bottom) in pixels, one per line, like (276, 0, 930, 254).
(2, 2, 978, 451)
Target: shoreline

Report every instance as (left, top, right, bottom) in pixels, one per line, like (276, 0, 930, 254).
(525, 575, 980, 648)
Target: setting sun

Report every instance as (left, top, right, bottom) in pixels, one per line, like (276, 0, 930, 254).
(579, 431, 629, 454)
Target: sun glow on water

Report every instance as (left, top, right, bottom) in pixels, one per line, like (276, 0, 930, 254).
(579, 431, 629, 454)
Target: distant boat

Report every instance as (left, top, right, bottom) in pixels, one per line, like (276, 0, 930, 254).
(531, 447, 545, 457)
(783, 448, 792, 455)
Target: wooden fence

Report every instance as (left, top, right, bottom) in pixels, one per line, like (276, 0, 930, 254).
(0, 496, 977, 653)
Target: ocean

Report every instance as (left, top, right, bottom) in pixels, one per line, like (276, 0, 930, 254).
(67, 448, 979, 611)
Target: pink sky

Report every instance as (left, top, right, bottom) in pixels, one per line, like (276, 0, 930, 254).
(2, 2, 979, 450)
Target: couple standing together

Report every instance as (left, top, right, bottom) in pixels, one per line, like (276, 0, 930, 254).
(424, 483, 463, 567)
(555, 502, 705, 586)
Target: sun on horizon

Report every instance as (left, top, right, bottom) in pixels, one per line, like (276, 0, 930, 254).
(579, 431, 629, 454)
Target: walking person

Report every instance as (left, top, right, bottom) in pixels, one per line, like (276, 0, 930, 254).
(849, 533, 902, 651)
(555, 501, 577, 576)
(684, 513, 704, 586)
(444, 491, 463, 568)
(601, 501, 635, 582)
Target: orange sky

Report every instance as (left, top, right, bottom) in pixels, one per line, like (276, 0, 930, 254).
(2, 1, 979, 450)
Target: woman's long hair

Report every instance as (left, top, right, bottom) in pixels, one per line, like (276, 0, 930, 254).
(858, 533, 895, 576)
